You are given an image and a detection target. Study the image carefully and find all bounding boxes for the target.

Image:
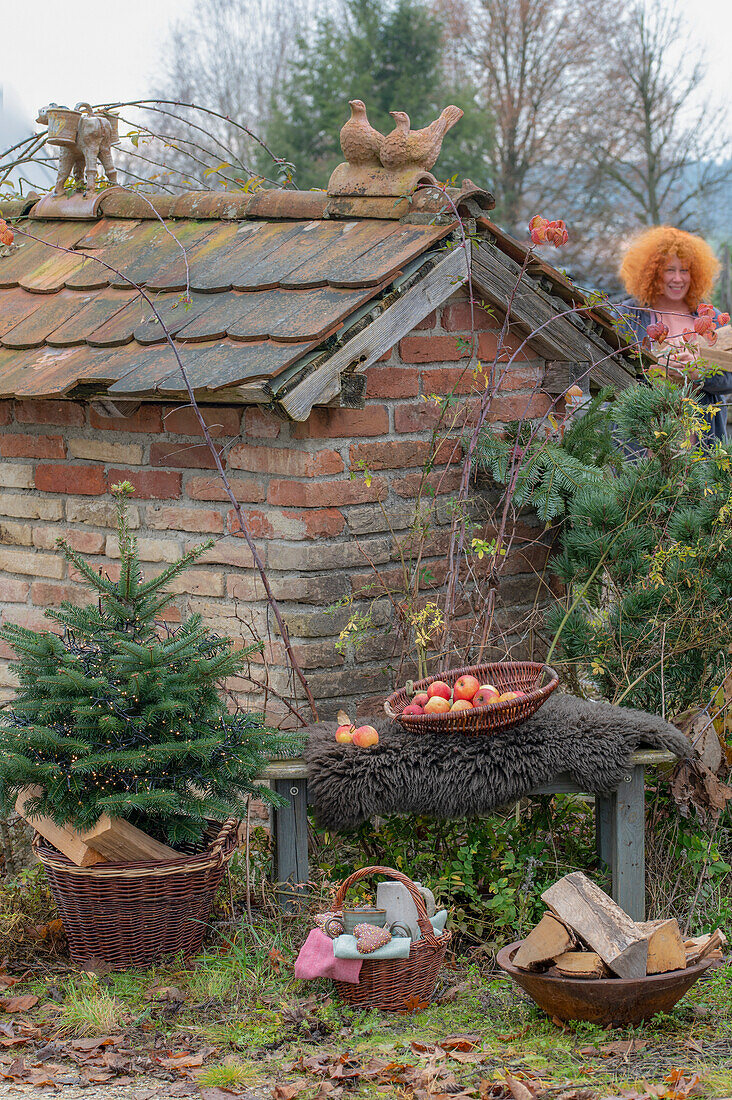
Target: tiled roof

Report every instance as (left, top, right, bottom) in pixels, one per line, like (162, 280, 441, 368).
(0, 199, 455, 404)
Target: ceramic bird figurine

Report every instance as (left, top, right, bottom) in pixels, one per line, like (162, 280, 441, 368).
(340, 99, 385, 166)
(380, 105, 464, 172)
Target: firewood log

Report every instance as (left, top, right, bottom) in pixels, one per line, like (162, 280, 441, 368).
(15, 787, 105, 867)
(636, 919, 686, 973)
(78, 816, 182, 863)
(513, 913, 576, 970)
(553, 951, 608, 978)
(685, 930, 727, 965)
(542, 872, 648, 978)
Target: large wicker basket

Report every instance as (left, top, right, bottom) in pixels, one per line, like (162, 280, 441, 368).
(384, 661, 558, 736)
(331, 866, 450, 1012)
(34, 819, 239, 968)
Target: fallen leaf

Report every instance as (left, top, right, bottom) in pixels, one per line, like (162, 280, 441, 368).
(601, 1040, 648, 1056)
(0, 995, 39, 1013)
(272, 1084, 306, 1099)
(157, 1051, 206, 1069)
(441, 1035, 480, 1052)
(403, 994, 431, 1014)
(505, 1073, 536, 1100)
(451, 1052, 492, 1065)
(70, 1036, 116, 1051)
(145, 985, 186, 1003)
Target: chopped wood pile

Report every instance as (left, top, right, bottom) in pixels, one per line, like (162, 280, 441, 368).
(15, 786, 181, 866)
(514, 872, 726, 979)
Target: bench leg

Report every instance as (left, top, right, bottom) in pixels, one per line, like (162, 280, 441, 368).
(596, 792, 615, 873)
(611, 765, 646, 921)
(273, 778, 309, 911)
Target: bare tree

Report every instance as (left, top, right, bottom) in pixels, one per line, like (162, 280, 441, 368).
(436, 0, 623, 238)
(584, 1, 732, 232)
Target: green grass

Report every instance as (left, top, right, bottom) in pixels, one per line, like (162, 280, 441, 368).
(56, 979, 126, 1036)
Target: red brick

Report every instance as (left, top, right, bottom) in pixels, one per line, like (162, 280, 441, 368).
(0, 402, 12, 426)
(90, 405, 163, 433)
(0, 433, 65, 459)
(442, 300, 498, 332)
(107, 469, 182, 499)
(486, 394, 552, 422)
(30, 582, 89, 607)
(294, 508, 345, 539)
(14, 399, 85, 427)
(33, 527, 106, 554)
(226, 506, 345, 541)
(392, 469, 462, 497)
(36, 464, 106, 496)
(242, 408, 282, 439)
(394, 399, 480, 433)
(150, 441, 219, 470)
(477, 330, 532, 363)
(399, 334, 468, 363)
(186, 475, 265, 503)
(291, 405, 389, 440)
(1, 607, 59, 633)
(349, 440, 430, 471)
(162, 405, 242, 437)
(419, 366, 482, 396)
(267, 476, 387, 508)
(365, 366, 420, 399)
(228, 445, 343, 476)
(147, 504, 224, 533)
(495, 364, 544, 391)
(0, 578, 29, 602)
(412, 309, 438, 331)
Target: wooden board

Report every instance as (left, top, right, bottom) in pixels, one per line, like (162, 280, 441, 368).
(513, 913, 575, 970)
(279, 245, 469, 420)
(81, 815, 181, 863)
(542, 871, 648, 978)
(637, 918, 685, 974)
(15, 787, 106, 868)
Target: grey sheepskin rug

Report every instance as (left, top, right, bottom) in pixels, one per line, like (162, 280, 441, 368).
(304, 693, 690, 830)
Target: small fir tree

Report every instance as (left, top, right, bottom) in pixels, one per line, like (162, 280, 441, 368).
(0, 483, 301, 847)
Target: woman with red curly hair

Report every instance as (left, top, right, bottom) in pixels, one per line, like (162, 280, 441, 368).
(619, 226, 731, 439)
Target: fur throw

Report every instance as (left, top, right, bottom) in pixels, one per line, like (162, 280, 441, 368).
(304, 693, 689, 830)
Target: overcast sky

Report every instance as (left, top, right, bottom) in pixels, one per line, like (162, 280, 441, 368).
(2, 0, 731, 133)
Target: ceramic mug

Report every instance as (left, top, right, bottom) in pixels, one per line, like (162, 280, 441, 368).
(323, 907, 411, 939)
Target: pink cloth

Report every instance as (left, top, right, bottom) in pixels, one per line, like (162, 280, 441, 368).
(294, 928, 362, 984)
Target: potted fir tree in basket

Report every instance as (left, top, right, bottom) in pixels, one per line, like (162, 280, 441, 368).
(0, 483, 301, 968)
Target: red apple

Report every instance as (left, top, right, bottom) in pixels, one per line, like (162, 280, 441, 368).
(450, 699, 473, 711)
(473, 684, 501, 707)
(424, 696, 451, 714)
(498, 691, 522, 702)
(427, 680, 451, 701)
(402, 703, 425, 716)
(413, 692, 429, 708)
(335, 723, 354, 743)
(453, 674, 480, 702)
(352, 724, 379, 747)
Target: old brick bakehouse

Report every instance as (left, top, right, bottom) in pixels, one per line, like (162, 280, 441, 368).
(0, 164, 638, 721)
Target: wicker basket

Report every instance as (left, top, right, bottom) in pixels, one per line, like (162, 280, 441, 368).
(331, 866, 450, 1012)
(384, 661, 559, 736)
(34, 819, 239, 968)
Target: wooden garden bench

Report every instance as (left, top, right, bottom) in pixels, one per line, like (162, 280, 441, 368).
(260, 748, 676, 921)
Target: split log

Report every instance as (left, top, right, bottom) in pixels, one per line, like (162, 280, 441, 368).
(636, 919, 686, 974)
(685, 930, 727, 965)
(553, 951, 608, 979)
(80, 816, 182, 863)
(513, 913, 576, 971)
(542, 872, 648, 978)
(15, 787, 105, 868)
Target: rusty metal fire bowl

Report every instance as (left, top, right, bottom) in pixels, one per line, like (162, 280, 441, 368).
(497, 942, 714, 1027)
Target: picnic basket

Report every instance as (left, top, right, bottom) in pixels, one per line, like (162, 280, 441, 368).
(384, 661, 558, 736)
(331, 865, 450, 1012)
(34, 818, 238, 968)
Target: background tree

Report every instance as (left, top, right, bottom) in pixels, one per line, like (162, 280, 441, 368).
(266, 0, 494, 190)
(583, 2, 732, 236)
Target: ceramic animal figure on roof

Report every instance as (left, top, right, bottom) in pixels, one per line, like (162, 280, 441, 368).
(37, 102, 118, 195)
(340, 99, 385, 166)
(379, 106, 464, 172)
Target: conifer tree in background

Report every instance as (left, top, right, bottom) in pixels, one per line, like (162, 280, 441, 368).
(0, 483, 301, 848)
(545, 382, 732, 717)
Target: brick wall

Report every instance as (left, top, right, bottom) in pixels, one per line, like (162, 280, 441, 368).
(0, 291, 556, 722)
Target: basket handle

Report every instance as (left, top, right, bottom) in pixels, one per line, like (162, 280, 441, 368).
(210, 818, 240, 866)
(332, 865, 440, 946)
